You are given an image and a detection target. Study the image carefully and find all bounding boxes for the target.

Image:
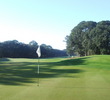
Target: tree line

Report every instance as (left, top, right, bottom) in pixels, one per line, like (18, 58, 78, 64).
(65, 21, 110, 56)
(0, 40, 67, 58)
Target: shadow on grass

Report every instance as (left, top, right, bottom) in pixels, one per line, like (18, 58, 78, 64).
(0, 58, 10, 62)
(0, 57, 86, 85)
(56, 57, 91, 66)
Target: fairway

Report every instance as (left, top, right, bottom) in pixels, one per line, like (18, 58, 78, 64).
(0, 55, 110, 100)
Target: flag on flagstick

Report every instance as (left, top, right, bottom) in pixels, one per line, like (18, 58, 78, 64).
(36, 46, 41, 58)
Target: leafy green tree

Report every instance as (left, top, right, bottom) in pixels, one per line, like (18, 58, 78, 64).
(90, 21, 110, 54)
(66, 20, 110, 56)
(0, 43, 3, 57)
(29, 40, 38, 46)
(0, 40, 67, 58)
(66, 21, 96, 56)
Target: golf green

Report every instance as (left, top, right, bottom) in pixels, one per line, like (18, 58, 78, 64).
(0, 55, 110, 100)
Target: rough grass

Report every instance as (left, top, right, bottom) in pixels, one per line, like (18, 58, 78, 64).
(0, 55, 110, 100)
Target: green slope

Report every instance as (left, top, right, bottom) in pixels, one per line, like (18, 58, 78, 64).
(0, 55, 110, 100)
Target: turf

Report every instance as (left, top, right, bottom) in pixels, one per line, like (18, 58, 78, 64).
(0, 55, 110, 100)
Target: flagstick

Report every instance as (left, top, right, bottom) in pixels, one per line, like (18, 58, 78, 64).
(37, 57, 40, 86)
(36, 45, 41, 86)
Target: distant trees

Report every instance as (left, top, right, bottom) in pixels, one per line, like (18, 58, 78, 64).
(0, 40, 67, 58)
(65, 21, 110, 56)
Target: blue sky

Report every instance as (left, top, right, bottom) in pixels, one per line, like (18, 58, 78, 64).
(0, 0, 110, 49)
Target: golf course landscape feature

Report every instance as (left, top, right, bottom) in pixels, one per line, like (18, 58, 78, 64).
(0, 55, 110, 100)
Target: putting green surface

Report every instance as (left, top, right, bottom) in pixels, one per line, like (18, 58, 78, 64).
(0, 55, 110, 100)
